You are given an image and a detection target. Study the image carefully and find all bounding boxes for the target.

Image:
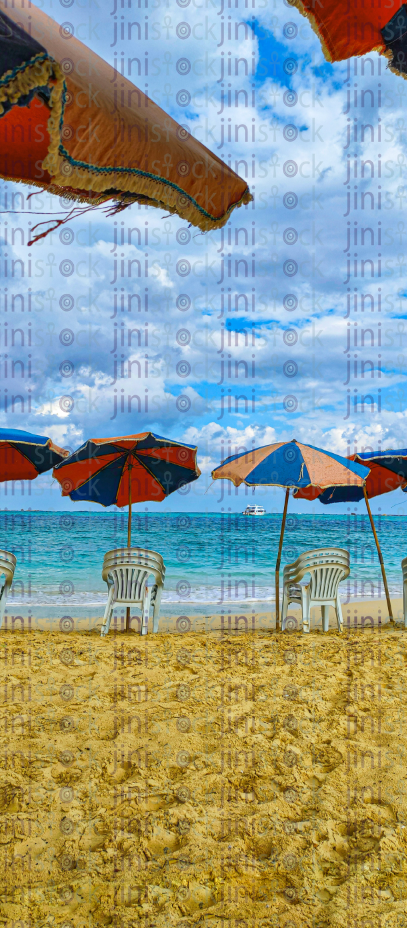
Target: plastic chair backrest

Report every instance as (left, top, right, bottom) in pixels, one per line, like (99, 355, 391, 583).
(102, 547, 165, 597)
(0, 550, 16, 585)
(302, 548, 349, 600)
(110, 565, 163, 602)
(284, 547, 350, 592)
(402, 556, 407, 582)
(103, 547, 164, 570)
(308, 562, 349, 600)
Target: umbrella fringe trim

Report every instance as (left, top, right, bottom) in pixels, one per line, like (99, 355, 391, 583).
(0, 173, 119, 207)
(382, 44, 407, 81)
(211, 478, 366, 489)
(285, 0, 334, 62)
(46, 146, 253, 230)
(0, 53, 61, 116)
(0, 56, 252, 230)
(288, 0, 386, 62)
(42, 81, 252, 230)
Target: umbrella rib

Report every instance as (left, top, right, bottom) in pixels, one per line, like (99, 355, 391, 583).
(130, 454, 167, 494)
(136, 449, 198, 471)
(1, 442, 43, 472)
(62, 443, 128, 466)
(112, 454, 164, 505)
(77, 435, 196, 456)
(139, 435, 197, 449)
(137, 440, 196, 450)
(59, 450, 127, 494)
(129, 451, 197, 494)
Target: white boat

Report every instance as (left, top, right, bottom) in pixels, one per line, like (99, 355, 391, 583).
(242, 504, 266, 515)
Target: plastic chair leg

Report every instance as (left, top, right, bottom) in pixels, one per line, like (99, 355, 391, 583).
(152, 585, 162, 633)
(281, 589, 288, 629)
(336, 597, 344, 633)
(302, 590, 310, 633)
(321, 605, 330, 632)
(101, 587, 115, 637)
(152, 610, 160, 633)
(141, 587, 151, 636)
(0, 583, 8, 631)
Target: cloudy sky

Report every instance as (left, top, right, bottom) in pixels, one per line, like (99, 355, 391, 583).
(1, 0, 407, 514)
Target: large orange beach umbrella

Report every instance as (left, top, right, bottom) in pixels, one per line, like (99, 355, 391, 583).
(292, 0, 407, 76)
(0, 0, 251, 232)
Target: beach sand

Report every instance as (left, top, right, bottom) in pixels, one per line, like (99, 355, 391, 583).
(0, 607, 406, 927)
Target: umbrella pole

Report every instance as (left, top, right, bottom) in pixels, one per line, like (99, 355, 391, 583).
(363, 485, 393, 623)
(275, 488, 290, 632)
(126, 465, 132, 631)
(127, 466, 132, 548)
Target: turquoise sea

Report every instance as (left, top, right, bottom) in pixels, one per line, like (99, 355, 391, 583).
(0, 511, 405, 611)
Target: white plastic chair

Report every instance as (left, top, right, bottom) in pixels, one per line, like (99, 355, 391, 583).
(0, 550, 17, 630)
(402, 557, 407, 627)
(100, 547, 165, 637)
(281, 547, 350, 634)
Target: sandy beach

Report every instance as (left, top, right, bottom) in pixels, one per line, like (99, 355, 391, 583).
(0, 605, 406, 926)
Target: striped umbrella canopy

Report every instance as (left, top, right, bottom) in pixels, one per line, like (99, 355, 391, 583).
(211, 439, 370, 629)
(0, 427, 68, 479)
(53, 431, 200, 540)
(295, 449, 407, 504)
(293, 448, 407, 622)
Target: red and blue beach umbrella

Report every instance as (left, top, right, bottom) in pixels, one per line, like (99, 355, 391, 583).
(53, 431, 201, 545)
(211, 439, 370, 629)
(53, 431, 200, 631)
(298, 449, 407, 505)
(53, 430, 201, 633)
(0, 427, 68, 480)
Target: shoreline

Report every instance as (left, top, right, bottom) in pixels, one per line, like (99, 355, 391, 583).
(1, 597, 404, 633)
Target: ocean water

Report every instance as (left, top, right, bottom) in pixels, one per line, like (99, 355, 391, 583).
(0, 510, 406, 609)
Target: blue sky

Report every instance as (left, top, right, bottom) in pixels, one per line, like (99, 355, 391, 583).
(1, 0, 407, 516)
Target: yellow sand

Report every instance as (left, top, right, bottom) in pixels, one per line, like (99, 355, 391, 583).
(0, 618, 406, 927)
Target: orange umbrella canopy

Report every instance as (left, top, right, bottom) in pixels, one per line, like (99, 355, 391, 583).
(292, 0, 406, 74)
(0, 0, 251, 230)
